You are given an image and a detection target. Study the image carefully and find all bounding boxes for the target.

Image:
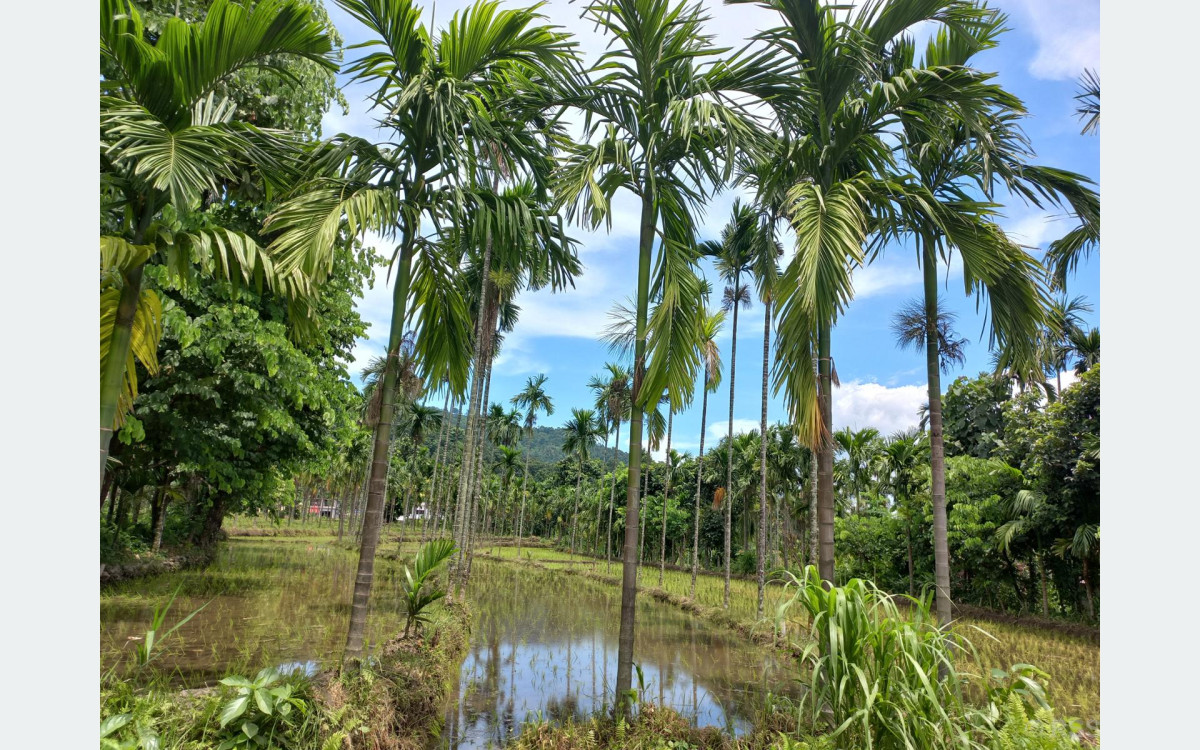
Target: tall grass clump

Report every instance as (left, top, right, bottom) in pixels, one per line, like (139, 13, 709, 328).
(779, 567, 1083, 749)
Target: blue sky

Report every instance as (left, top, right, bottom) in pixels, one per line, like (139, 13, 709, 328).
(321, 0, 1100, 459)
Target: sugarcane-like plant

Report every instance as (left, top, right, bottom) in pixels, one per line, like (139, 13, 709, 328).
(401, 539, 457, 637)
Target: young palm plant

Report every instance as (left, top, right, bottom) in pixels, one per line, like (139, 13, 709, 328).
(400, 538, 458, 637)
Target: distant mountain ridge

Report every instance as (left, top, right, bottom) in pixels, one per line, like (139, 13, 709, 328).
(419, 410, 628, 467)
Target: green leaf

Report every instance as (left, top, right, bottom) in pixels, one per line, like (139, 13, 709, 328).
(242, 722, 259, 739)
(219, 694, 250, 728)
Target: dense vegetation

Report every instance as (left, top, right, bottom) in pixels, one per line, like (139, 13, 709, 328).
(99, 0, 1100, 746)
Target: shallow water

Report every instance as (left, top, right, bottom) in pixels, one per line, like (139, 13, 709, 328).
(440, 559, 800, 749)
(101, 540, 799, 746)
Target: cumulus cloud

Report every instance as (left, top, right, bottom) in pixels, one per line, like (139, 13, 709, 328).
(832, 380, 927, 435)
(852, 264, 923, 299)
(1008, 0, 1100, 81)
(706, 418, 762, 444)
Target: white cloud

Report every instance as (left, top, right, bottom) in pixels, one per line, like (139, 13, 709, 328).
(706, 418, 762, 444)
(832, 380, 927, 435)
(1007, 0, 1099, 81)
(851, 264, 922, 299)
(1003, 210, 1073, 250)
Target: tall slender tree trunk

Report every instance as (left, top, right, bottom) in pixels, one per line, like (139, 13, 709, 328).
(149, 486, 167, 552)
(595, 432, 609, 553)
(1038, 546, 1050, 616)
(570, 462, 583, 555)
(922, 252, 953, 627)
(817, 327, 835, 584)
(343, 238, 414, 662)
(464, 349, 496, 586)
(724, 280, 740, 609)
(424, 390, 452, 543)
(659, 410, 674, 586)
(517, 438, 532, 557)
(615, 194, 654, 716)
(757, 298, 771, 618)
(451, 239, 495, 596)
(808, 444, 818, 568)
(691, 380, 710, 599)
(607, 419, 621, 565)
(1082, 557, 1095, 621)
(337, 482, 351, 544)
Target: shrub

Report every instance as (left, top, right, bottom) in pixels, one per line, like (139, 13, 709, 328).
(777, 566, 1067, 750)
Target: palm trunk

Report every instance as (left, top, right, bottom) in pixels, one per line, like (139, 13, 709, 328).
(1038, 545, 1050, 616)
(906, 515, 915, 595)
(570, 461, 583, 555)
(595, 432, 609, 554)
(817, 328, 835, 584)
(517, 438, 532, 557)
(1082, 557, 1095, 621)
(343, 238, 414, 662)
(659, 409, 674, 586)
(464, 348, 496, 585)
(691, 380, 709, 599)
(337, 482, 351, 543)
(424, 390, 452, 543)
(757, 298, 771, 618)
(149, 486, 167, 552)
(451, 244, 495, 596)
(724, 279, 740, 609)
(923, 252, 953, 627)
(615, 194, 654, 716)
(808, 444, 818, 567)
(607, 419, 621, 565)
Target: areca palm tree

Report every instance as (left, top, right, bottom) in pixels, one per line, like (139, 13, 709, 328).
(494, 444, 523, 535)
(883, 17, 1100, 626)
(1069, 327, 1100, 375)
(1040, 295, 1091, 394)
(589, 363, 632, 563)
(563, 408, 602, 555)
(266, 0, 579, 661)
(834, 427, 882, 515)
(512, 374, 554, 556)
(552, 0, 775, 707)
(1075, 69, 1099, 136)
(690, 309, 725, 597)
(738, 0, 1029, 593)
(99, 0, 337, 486)
(881, 429, 929, 595)
(703, 201, 759, 608)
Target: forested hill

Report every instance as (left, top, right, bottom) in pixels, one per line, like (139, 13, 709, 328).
(417, 411, 628, 468)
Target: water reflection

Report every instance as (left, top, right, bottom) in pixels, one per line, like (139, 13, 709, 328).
(439, 561, 799, 749)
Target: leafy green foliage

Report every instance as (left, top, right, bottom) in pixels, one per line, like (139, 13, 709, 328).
(217, 668, 310, 749)
(400, 539, 457, 636)
(100, 713, 160, 750)
(778, 566, 1065, 749)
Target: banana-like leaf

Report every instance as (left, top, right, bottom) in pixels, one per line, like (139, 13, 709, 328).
(100, 285, 163, 429)
(101, 236, 155, 273)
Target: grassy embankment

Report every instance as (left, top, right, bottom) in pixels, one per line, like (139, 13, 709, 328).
(101, 537, 469, 749)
